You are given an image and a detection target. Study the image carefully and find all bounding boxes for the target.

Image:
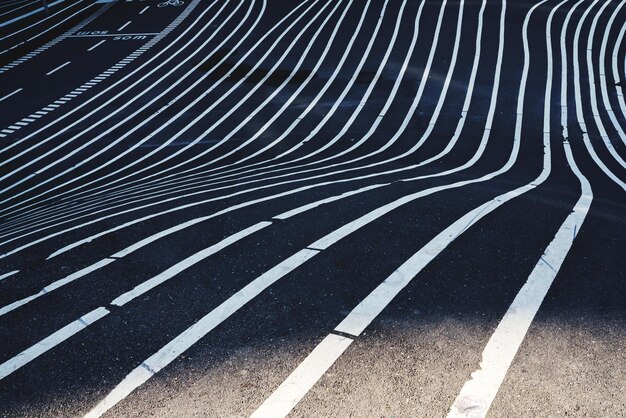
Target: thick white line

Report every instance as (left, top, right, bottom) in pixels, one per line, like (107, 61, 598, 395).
(111, 221, 272, 306)
(46, 61, 71, 76)
(87, 39, 106, 51)
(85, 249, 318, 418)
(0, 307, 108, 380)
(250, 334, 353, 418)
(139, 5, 149, 14)
(0, 88, 22, 102)
(447, 149, 591, 417)
(117, 21, 132, 31)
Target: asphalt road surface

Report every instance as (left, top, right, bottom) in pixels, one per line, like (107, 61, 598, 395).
(0, 0, 624, 417)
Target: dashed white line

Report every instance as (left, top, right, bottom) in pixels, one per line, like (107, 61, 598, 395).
(46, 61, 71, 76)
(87, 39, 106, 51)
(139, 5, 149, 14)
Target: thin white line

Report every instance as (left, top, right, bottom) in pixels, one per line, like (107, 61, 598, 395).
(0, 307, 108, 380)
(250, 334, 353, 418)
(118, 21, 131, 31)
(0, 88, 22, 102)
(0, 270, 18, 281)
(87, 39, 105, 51)
(46, 61, 70, 75)
(0, 259, 115, 317)
(111, 221, 272, 306)
(69, 32, 157, 37)
(139, 5, 148, 14)
(85, 249, 318, 418)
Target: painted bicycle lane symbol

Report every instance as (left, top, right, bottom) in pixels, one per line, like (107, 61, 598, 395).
(158, 0, 183, 6)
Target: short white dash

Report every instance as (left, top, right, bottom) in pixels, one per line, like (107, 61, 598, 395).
(46, 61, 71, 76)
(87, 39, 106, 51)
(139, 5, 149, 14)
(118, 21, 131, 31)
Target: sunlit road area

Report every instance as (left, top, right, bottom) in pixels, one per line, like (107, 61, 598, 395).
(0, 0, 624, 416)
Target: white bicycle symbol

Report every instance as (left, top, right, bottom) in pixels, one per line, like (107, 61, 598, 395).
(158, 0, 183, 6)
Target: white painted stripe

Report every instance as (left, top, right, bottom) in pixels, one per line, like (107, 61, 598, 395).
(35, 111, 47, 115)
(86, 249, 318, 418)
(250, 334, 353, 418)
(69, 32, 158, 37)
(118, 21, 131, 31)
(0, 129, 13, 134)
(46, 61, 71, 75)
(48, 104, 60, 108)
(139, 5, 149, 14)
(7, 125, 20, 130)
(22, 118, 35, 122)
(15, 122, 28, 126)
(87, 39, 105, 51)
(0, 88, 22, 102)
(111, 221, 272, 306)
(0, 270, 18, 281)
(447, 148, 591, 417)
(0, 307, 108, 380)
(0, 258, 115, 317)
(274, 184, 388, 220)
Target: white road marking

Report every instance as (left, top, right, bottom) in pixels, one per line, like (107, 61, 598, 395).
(111, 221, 272, 306)
(46, 61, 71, 76)
(0, 258, 115, 317)
(87, 39, 106, 51)
(118, 21, 132, 31)
(0, 270, 18, 281)
(85, 249, 318, 418)
(250, 334, 353, 418)
(0, 308, 108, 380)
(139, 5, 149, 14)
(0, 88, 22, 102)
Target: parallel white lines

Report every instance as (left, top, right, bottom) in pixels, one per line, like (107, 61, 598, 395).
(0, 308, 109, 380)
(84, 250, 318, 418)
(0, 0, 412, 242)
(0, 88, 23, 102)
(45, 60, 71, 76)
(0, 0, 391, 233)
(572, 0, 626, 191)
(0, 0, 335, 216)
(598, 1, 626, 147)
(0, 0, 207, 156)
(583, 0, 626, 169)
(448, 0, 585, 415)
(111, 221, 272, 306)
(0, 0, 256, 206)
(0, 0, 204, 141)
(253, 0, 559, 413)
(87, 40, 106, 51)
